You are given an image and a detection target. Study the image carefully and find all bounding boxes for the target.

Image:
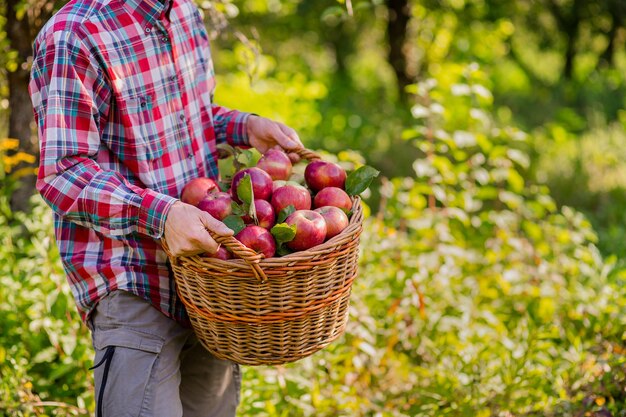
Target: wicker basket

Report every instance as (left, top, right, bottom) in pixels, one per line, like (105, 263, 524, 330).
(165, 149, 363, 366)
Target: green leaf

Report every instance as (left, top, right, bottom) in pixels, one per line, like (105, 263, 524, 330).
(231, 201, 246, 216)
(218, 181, 231, 192)
(223, 215, 245, 235)
(276, 246, 294, 257)
(277, 205, 296, 223)
(236, 173, 255, 207)
(237, 149, 255, 168)
(321, 5, 345, 21)
(345, 165, 380, 196)
(216, 143, 237, 158)
(248, 198, 258, 224)
(507, 168, 525, 194)
(271, 223, 297, 245)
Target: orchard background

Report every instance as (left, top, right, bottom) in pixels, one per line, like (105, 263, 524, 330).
(2, 0, 626, 416)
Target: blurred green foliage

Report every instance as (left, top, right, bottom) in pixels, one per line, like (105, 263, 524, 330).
(2, 0, 626, 416)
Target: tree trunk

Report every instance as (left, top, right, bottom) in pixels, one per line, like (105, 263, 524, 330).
(385, 0, 411, 103)
(6, 0, 38, 213)
(600, 0, 624, 68)
(546, 0, 582, 80)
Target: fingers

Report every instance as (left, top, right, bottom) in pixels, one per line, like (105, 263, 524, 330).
(276, 123, 303, 151)
(189, 226, 222, 255)
(199, 211, 234, 237)
(163, 202, 233, 257)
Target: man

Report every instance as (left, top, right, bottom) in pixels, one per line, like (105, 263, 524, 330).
(29, 0, 302, 415)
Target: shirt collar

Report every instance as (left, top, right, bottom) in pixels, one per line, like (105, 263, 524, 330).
(125, 0, 173, 25)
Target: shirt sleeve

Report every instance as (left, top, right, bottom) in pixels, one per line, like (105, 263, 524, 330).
(29, 30, 177, 240)
(212, 104, 252, 148)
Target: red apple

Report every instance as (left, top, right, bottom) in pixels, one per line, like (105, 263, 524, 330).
(273, 180, 302, 192)
(285, 210, 327, 251)
(314, 206, 350, 240)
(256, 148, 293, 180)
(231, 167, 273, 203)
(181, 177, 218, 206)
(235, 225, 276, 259)
(313, 187, 352, 212)
(201, 246, 232, 260)
(197, 191, 232, 220)
(273, 180, 288, 192)
(304, 161, 347, 192)
(271, 184, 312, 214)
(288, 172, 306, 186)
(242, 199, 276, 230)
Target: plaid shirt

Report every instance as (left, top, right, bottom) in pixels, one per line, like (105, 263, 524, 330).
(29, 0, 251, 325)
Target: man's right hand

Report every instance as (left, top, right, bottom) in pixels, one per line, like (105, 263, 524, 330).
(163, 201, 233, 257)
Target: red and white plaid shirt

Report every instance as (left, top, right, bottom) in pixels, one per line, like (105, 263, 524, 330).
(29, 0, 250, 325)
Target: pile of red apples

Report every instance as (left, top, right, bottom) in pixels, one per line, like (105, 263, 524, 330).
(180, 149, 359, 260)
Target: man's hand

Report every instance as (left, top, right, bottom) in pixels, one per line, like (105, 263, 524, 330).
(247, 115, 304, 162)
(163, 201, 233, 257)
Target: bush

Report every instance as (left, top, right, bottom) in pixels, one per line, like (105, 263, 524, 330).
(3, 66, 626, 416)
(236, 64, 626, 416)
(534, 120, 626, 259)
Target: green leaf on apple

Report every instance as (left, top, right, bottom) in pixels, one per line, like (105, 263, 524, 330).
(231, 201, 246, 216)
(271, 222, 297, 245)
(276, 246, 294, 257)
(223, 215, 245, 235)
(218, 180, 231, 192)
(216, 143, 237, 158)
(345, 165, 380, 196)
(237, 149, 255, 168)
(237, 173, 255, 207)
(277, 205, 296, 224)
(271, 222, 297, 257)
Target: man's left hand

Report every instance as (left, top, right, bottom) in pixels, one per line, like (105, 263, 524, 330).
(247, 115, 304, 162)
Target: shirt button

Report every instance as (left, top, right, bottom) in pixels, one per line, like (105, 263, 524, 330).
(169, 75, 176, 81)
(187, 152, 193, 159)
(144, 26, 152, 33)
(179, 114, 185, 121)
(161, 37, 169, 43)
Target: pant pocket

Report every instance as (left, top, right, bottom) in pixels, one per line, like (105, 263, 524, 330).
(92, 327, 165, 417)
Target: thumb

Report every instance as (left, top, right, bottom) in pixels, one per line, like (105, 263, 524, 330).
(199, 211, 234, 237)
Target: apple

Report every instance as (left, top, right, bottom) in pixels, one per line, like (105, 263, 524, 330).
(271, 184, 312, 213)
(230, 167, 273, 202)
(181, 177, 218, 206)
(235, 225, 276, 259)
(201, 246, 232, 260)
(256, 148, 293, 180)
(304, 161, 347, 192)
(242, 199, 276, 230)
(273, 180, 302, 192)
(314, 206, 350, 240)
(313, 187, 352, 212)
(288, 172, 306, 185)
(285, 210, 327, 251)
(272, 180, 288, 192)
(197, 191, 232, 220)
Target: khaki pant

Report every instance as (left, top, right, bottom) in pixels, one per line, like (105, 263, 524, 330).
(88, 290, 241, 417)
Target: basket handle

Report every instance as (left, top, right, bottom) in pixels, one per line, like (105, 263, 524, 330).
(209, 231, 268, 282)
(161, 233, 269, 283)
(292, 147, 321, 161)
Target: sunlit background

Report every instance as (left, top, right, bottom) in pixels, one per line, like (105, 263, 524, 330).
(1, 0, 626, 416)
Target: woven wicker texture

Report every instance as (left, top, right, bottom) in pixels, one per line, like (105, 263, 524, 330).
(165, 149, 364, 366)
